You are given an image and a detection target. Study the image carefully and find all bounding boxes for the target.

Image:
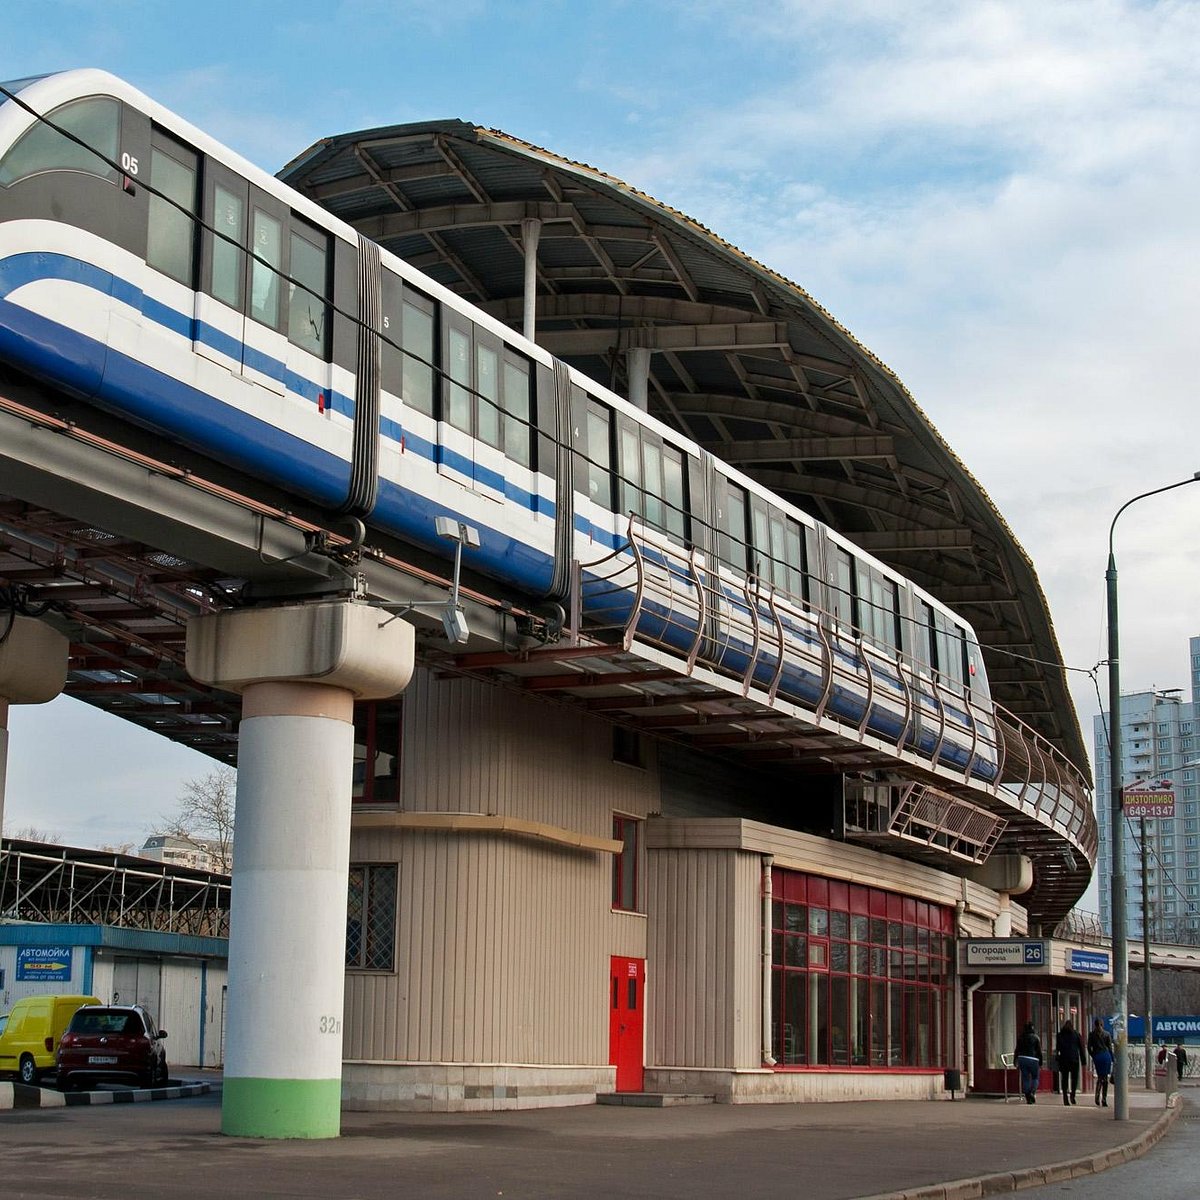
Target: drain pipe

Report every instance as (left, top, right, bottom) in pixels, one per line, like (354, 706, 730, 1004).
(762, 855, 776, 1066)
(965, 976, 985, 1090)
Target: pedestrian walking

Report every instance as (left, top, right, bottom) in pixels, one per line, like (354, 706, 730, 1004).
(1087, 1018, 1113, 1107)
(1014, 1021, 1042, 1104)
(1056, 1019, 1084, 1105)
(1175, 1042, 1188, 1080)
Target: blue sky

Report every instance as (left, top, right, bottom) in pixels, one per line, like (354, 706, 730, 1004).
(4, 2, 1200, 913)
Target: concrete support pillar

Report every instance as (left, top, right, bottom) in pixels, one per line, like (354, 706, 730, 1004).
(994, 894, 1013, 938)
(965, 852, 1034, 937)
(626, 346, 651, 411)
(187, 600, 414, 1139)
(0, 615, 70, 834)
(521, 217, 542, 342)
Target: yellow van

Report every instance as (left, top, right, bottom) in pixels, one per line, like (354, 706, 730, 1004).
(0, 994, 101, 1085)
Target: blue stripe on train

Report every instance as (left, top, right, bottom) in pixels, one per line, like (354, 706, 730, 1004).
(1, 251, 560, 518)
(1, 253, 997, 781)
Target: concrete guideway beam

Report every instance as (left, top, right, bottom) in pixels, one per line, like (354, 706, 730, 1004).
(0, 614, 69, 832)
(187, 600, 414, 1138)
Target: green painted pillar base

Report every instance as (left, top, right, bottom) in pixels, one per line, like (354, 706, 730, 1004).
(221, 1077, 342, 1139)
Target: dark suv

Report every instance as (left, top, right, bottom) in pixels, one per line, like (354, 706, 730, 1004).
(56, 1005, 168, 1090)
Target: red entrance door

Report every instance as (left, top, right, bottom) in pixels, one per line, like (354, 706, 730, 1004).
(609, 956, 645, 1092)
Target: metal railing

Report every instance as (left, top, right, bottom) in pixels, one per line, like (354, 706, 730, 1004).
(573, 518, 1096, 866)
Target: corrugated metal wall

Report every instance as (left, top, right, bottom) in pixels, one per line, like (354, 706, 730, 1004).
(344, 668, 656, 1067)
(646, 848, 761, 1069)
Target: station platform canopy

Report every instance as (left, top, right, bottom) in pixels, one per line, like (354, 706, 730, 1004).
(279, 120, 1088, 777)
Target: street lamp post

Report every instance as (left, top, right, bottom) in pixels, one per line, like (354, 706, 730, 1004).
(1107, 470, 1200, 1121)
(1141, 813, 1152, 1091)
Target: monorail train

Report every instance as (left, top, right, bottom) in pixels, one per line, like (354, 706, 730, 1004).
(0, 70, 999, 783)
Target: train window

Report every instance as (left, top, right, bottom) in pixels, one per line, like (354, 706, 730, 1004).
(146, 134, 197, 285)
(445, 316, 472, 432)
(617, 420, 689, 542)
(934, 613, 967, 691)
(250, 207, 283, 329)
(918, 600, 936, 672)
(663, 447, 685, 540)
(211, 183, 245, 308)
(749, 501, 806, 601)
(861, 566, 900, 653)
(401, 291, 435, 415)
(476, 335, 502, 448)
(719, 482, 749, 574)
(502, 352, 532, 468)
(287, 222, 329, 356)
(0, 96, 119, 187)
(828, 545, 856, 630)
(380, 273, 436, 415)
(584, 400, 613, 508)
(440, 312, 534, 467)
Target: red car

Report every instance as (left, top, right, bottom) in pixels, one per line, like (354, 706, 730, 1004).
(56, 1005, 169, 1091)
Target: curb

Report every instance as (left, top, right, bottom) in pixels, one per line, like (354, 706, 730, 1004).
(858, 1093, 1184, 1200)
(1, 1080, 216, 1110)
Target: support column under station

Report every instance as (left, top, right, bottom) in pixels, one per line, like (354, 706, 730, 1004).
(0, 614, 69, 834)
(187, 600, 414, 1138)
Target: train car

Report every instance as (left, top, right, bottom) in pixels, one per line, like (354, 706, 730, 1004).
(0, 70, 997, 783)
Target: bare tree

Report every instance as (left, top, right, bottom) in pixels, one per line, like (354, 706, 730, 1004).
(96, 841, 138, 856)
(3, 824, 63, 843)
(153, 767, 236, 872)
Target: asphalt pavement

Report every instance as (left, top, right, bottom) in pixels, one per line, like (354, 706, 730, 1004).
(0, 1075, 1185, 1200)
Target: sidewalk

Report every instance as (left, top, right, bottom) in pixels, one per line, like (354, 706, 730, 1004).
(0, 1076, 1185, 1200)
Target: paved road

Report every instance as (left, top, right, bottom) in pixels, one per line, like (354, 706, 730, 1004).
(1018, 1098, 1198, 1199)
(0, 1086, 1182, 1200)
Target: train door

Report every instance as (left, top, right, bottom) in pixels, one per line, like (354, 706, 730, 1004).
(609, 956, 645, 1093)
(282, 215, 334, 420)
(439, 307, 478, 491)
(196, 164, 248, 373)
(240, 189, 290, 396)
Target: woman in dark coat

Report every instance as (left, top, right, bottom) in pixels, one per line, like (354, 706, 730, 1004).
(1087, 1018, 1113, 1106)
(1014, 1021, 1043, 1104)
(1056, 1020, 1085, 1105)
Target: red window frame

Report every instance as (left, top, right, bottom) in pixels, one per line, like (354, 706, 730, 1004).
(352, 700, 403, 805)
(770, 868, 952, 1071)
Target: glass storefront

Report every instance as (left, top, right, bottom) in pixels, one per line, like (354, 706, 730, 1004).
(771, 869, 953, 1069)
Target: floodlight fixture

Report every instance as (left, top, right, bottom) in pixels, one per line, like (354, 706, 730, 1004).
(376, 516, 481, 646)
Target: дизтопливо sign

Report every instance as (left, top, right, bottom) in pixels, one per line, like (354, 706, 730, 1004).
(1124, 778, 1176, 820)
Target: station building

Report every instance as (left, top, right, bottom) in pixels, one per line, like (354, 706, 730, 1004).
(278, 120, 1103, 1111)
(0, 111, 1104, 1113)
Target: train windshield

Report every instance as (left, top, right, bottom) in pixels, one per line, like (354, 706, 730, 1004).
(0, 75, 49, 101)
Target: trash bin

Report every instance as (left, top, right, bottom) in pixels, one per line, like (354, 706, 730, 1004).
(944, 1069, 962, 1098)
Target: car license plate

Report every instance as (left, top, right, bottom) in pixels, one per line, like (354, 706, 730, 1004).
(88, 1055, 118, 1064)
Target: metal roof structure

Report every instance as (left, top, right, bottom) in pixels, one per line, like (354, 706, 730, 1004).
(0, 837, 230, 937)
(280, 120, 1089, 778)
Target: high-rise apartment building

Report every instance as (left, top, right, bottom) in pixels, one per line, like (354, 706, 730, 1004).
(1093, 636, 1200, 942)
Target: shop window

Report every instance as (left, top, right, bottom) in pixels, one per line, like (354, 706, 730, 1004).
(770, 867, 951, 1071)
(345, 863, 397, 971)
(352, 701, 403, 804)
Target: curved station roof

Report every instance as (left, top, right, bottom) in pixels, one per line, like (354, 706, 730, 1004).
(280, 120, 1089, 777)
